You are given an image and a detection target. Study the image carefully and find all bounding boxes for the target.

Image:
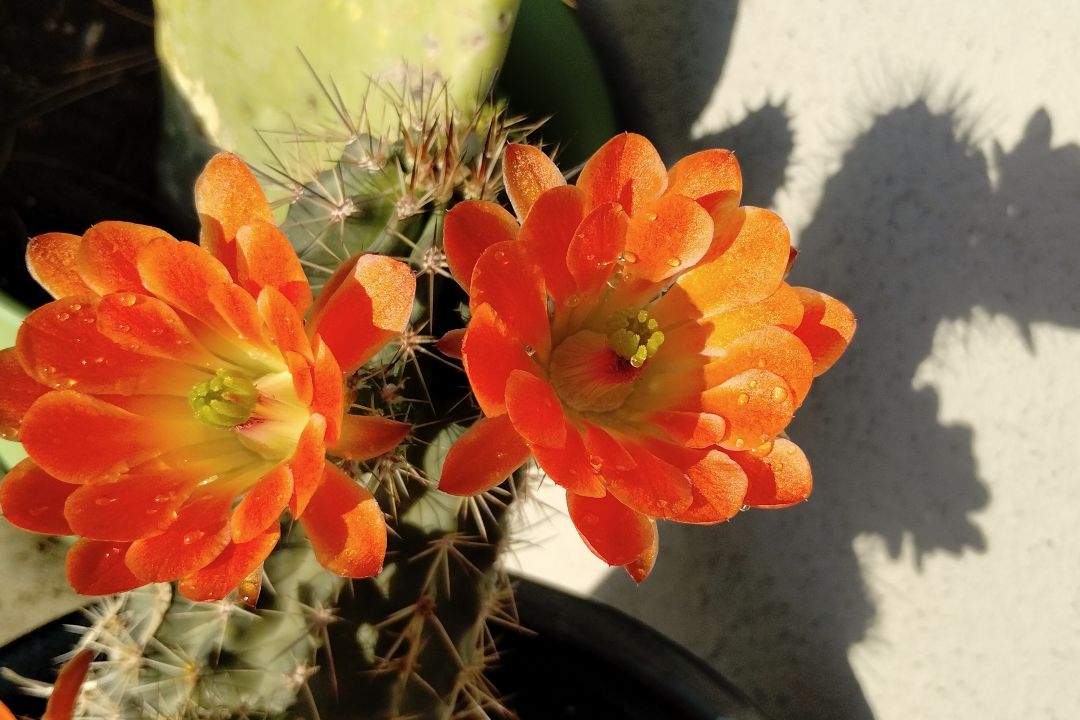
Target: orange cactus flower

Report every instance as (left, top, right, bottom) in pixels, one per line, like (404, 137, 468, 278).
(0, 153, 416, 601)
(0, 649, 93, 720)
(438, 134, 854, 580)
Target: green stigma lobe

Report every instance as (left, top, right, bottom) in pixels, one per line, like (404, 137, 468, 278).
(607, 308, 665, 368)
(190, 369, 258, 428)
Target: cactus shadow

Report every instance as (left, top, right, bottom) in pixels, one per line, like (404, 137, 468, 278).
(595, 101, 1080, 718)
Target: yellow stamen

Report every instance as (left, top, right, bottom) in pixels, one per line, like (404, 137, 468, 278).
(189, 368, 258, 428)
(607, 308, 665, 368)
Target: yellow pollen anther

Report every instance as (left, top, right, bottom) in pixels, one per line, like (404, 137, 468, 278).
(607, 308, 665, 368)
(189, 368, 258, 428)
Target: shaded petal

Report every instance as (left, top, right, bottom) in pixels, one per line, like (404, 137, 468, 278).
(42, 649, 93, 720)
(65, 468, 193, 541)
(577, 133, 667, 215)
(471, 240, 551, 360)
(581, 422, 637, 473)
(652, 208, 791, 323)
(0, 347, 48, 440)
(307, 254, 416, 375)
(195, 152, 274, 265)
(206, 283, 274, 355)
(25, 232, 93, 298)
(603, 442, 693, 518)
(0, 459, 75, 535)
(702, 369, 795, 451)
(178, 525, 280, 602)
(289, 414, 327, 518)
(330, 413, 409, 461)
(503, 143, 566, 219)
(566, 203, 628, 299)
(236, 219, 312, 314)
(531, 423, 606, 497)
(518, 185, 584, 305)
(310, 336, 344, 445)
(21, 391, 209, 483)
(78, 221, 174, 295)
(137, 237, 233, 320)
(734, 438, 812, 508)
(231, 464, 292, 543)
(505, 369, 566, 449)
(439, 414, 530, 496)
(66, 539, 142, 595)
(443, 200, 519, 292)
(301, 462, 386, 578)
(647, 410, 727, 448)
(18, 297, 204, 395)
(623, 194, 713, 283)
(792, 287, 856, 376)
(461, 303, 534, 416)
(566, 491, 657, 567)
(666, 148, 742, 216)
(652, 443, 748, 524)
(125, 494, 232, 582)
(96, 292, 217, 368)
(258, 286, 312, 361)
(700, 326, 815, 406)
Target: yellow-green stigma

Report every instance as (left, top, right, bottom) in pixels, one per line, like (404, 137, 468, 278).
(607, 308, 665, 368)
(189, 368, 258, 428)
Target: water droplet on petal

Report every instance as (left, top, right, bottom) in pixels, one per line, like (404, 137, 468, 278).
(623, 251, 638, 264)
(739, 504, 751, 512)
(118, 294, 137, 307)
(756, 358, 767, 369)
(774, 462, 785, 472)
(748, 379, 758, 389)
(55, 312, 70, 321)
(666, 257, 681, 268)
(69, 303, 82, 312)
(153, 493, 173, 504)
(118, 323, 131, 333)
(94, 496, 118, 507)
(588, 456, 603, 470)
(182, 531, 204, 545)
(647, 213, 658, 221)
(736, 393, 749, 406)
(734, 437, 745, 449)
(772, 386, 787, 402)
(524, 344, 535, 357)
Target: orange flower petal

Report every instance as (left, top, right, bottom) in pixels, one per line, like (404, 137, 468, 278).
(194, 152, 274, 251)
(530, 423, 606, 497)
(307, 254, 416, 375)
(257, 286, 312, 361)
(623, 194, 713, 283)
(231, 464, 293, 543)
(603, 442, 693, 519)
(78, 221, 174, 296)
(701, 369, 796, 451)
(435, 328, 465, 360)
(301, 462, 386, 578)
(792, 287, 856, 376)
(518, 185, 585, 305)
(461, 303, 534, 417)
(330, 413, 409, 461)
(624, 541, 658, 583)
(505, 369, 566, 449)
(652, 443, 748, 524)
(566, 202, 628, 298)
(577, 133, 667, 215)
(206, 282, 273, 353)
(95, 292, 217, 368)
(284, 350, 314, 405)
(470, 240, 551, 360)
(125, 494, 232, 582)
(289, 414, 327, 518)
(25, 232, 93, 298)
(566, 491, 657, 567)
(581, 423, 638, 473)
(310, 336, 344, 445)
(17, 297, 204, 395)
(236, 219, 312, 315)
(439, 414, 531, 496)
(503, 143, 566, 220)
(647, 410, 727, 448)
(735, 438, 812, 508)
(65, 468, 193, 541)
(42, 649, 93, 720)
(652, 207, 791, 323)
(66, 539, 142, 595)
(0, 347, 48, 440)
(701, 326, 815, 406)
(178, 525, 280, 602)
(443, 200, 519, 292)
(21, 391, 205, 483)
(0, 459, 75, 535)
(666, 148, 743, 216)
(137, 237, 233, 320)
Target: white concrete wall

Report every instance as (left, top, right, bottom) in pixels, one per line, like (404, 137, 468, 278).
(511, 2, 1080, 719)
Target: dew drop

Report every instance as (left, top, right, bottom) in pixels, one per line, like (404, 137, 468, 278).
(55, 312, 70, 321)
(524, 344, 536, 357)
(623, 251, 638, 264)
(774, 462, 785, 472)
(772, 386, 787, 402)
(493, 250, 508, 264)
(118, 323, 131, 333)
(81, 315, 94, 324)
(61, 378, 77, 389)
(150, 327, 163, 336)
(752, 440, 774, 457)
(69, 303, 82, 312)
(94, 496, 118, 507)
(736, 393, 749, 406)
(79, 359, 89, 367)
(153, 493, 173, 504)
(748, 379, 758, 389)
(756, 357, 767, 369)
(93, 356, 105, 365)
(759, 433, 770, 444)
(588, 455, 603, 470)
(182, 531, 204, 545)
(40, 365, 56, 375)
(666, 257, 681, 268)
(118, 294, 137, 307)
(739, 504, 751, 512)
(734, 437, 745, 449)
(647, 213, 658, 221)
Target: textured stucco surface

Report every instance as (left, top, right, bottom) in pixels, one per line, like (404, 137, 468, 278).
(511, 2, 1080, 719)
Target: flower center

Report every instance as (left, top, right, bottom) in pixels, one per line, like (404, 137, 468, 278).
(607, 308, 665, 369)
(549, 331, 640, 413)
(189, 368, 258, 428)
